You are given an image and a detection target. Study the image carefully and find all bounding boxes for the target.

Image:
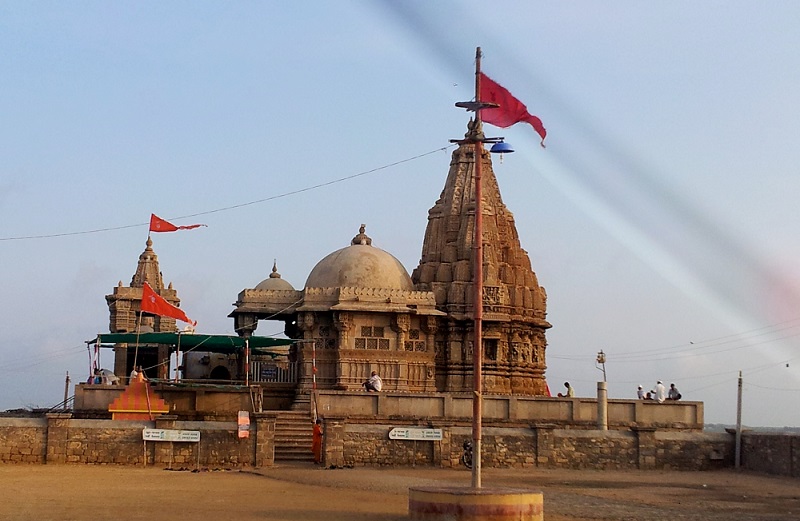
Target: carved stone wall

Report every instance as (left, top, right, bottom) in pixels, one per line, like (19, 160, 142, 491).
(295, 310, 436, 392)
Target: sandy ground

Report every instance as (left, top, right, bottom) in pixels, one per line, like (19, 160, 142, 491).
(0, 463, 797, 521)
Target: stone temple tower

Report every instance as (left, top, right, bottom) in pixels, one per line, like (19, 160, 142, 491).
(105, 237, 183, 378)
(412, 121, 551, 395)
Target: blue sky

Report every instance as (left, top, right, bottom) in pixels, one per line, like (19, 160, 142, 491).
(2, 1, 800, 427)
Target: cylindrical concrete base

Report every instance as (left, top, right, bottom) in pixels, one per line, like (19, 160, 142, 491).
(409, 486, 543, 521)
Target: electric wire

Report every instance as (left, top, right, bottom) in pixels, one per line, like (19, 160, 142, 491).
(0, 145, 455, 241)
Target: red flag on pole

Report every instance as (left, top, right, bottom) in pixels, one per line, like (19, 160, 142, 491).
(149, 214, 206, 233)
(479, 72, 547, 147)
(141, 282, 196, 325)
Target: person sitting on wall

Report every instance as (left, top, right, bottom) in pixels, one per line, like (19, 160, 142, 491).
(655, 380, 667, 403)
(637, 385, 646, 400)
(363, 371, 382, 392)
(94, 368, 120, 385)
(668, 383, 682, 401)
(557, 381, 575, 398)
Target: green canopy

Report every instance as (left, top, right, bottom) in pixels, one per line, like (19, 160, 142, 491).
(89, 332, 294, 355)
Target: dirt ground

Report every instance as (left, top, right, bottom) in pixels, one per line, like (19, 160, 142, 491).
(0, 463, 797, 521)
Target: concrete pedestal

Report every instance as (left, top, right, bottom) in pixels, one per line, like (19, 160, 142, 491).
(409, 486, 543, 521)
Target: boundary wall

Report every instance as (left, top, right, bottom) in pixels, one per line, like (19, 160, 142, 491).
(0, 413, 731, 471)
(11, 393, 799, 473)
(320, 418, 733, 471)
(315, 392, 704, 431)
(741, 432, 800, 477)
(0, 413, 277, 467)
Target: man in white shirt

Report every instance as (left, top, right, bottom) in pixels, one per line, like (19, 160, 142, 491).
(655, 380, 667, 403)
(363, 371, 382, 392)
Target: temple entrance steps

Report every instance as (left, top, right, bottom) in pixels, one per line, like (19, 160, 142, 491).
(274, 409, 314, 462)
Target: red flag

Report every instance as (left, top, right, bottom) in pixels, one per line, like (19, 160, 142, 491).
(141, 282, 195, 325)
(149, 214, 206, 233)
(479, 72, 547, 147)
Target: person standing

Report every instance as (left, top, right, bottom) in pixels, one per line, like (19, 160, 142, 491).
(312, 419, 323, 464)
(363, 371, 382, 392)
(655, 380, 667, 403)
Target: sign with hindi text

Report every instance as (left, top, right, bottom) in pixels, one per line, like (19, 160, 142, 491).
(388, 428, 443, 441)
(142, 428, 200, 442)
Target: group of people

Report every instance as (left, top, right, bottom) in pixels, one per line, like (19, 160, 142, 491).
(638, 381, 681, 403)
(553, 381, 682, 403)
(90, 366, 148, 385)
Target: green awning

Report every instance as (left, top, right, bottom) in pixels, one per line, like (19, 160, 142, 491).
(89, 332, 294, 355)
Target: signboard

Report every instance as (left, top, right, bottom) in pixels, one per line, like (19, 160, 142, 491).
(142, 429, 201, 443)
(260, 365, 278, 379)
(388, 428, 443, 441)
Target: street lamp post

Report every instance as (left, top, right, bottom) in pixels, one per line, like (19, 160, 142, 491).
(596, 349, 607, 382)
(451, 46, 512, 489)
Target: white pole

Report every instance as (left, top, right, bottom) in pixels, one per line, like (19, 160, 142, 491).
(312, 340, 318, 422)
(597, 381, 608, 430)
(245, 338, 250, 387)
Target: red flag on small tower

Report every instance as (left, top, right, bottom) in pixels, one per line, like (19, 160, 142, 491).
(479, 72, 547, 147)
(141, 282, 196, 325)
(149, 214, 206, 233)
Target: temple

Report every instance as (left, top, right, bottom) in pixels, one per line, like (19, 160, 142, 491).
(62, 122, 710, 470)
(105, 237, 184, 380)
(229, 120, 551, 397)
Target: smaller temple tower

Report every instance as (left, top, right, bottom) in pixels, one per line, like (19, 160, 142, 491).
(105, 237, 184, 379)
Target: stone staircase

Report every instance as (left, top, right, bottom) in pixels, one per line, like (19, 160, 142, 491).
(274, 408, 314, 462)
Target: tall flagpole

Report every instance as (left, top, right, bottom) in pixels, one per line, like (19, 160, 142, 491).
(471, 46, 484, 489)
(134, 229, 151, 373)
(452, 46, 506, 489)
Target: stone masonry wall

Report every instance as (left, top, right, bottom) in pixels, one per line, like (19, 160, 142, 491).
(331, 418, 734, 471)
(548, 430, 638, 470)
(742, 433, 799, 477)
(1, 414, 779, 474)
(656, 431, 734, 471)
(0, 413, 276, 467)
(0, 418, 47, 463)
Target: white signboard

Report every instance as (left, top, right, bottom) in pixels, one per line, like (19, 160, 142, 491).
(143, 428, 201, 443)
(389, 428, 443, 441)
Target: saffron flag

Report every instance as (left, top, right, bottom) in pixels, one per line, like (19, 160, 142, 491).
(479, 72, 547, 147)
(149, 214, 206, 233)
(141, 282, 196, 325)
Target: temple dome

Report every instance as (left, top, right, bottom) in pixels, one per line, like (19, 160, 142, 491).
(304, 225, 413, 290)
(255, 261, 295, 291)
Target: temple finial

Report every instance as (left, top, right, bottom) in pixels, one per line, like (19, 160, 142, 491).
(351, 224, 372, 246)
(270, 259, 281, 279)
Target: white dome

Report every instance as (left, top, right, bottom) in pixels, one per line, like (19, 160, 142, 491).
(304, 226, 413, 290)
(254, 262, 295, 291)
